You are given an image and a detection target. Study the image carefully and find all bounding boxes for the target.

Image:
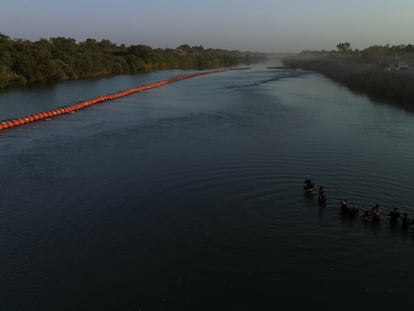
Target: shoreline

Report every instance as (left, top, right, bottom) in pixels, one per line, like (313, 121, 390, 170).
(282, 53, 414, 110)
(0, 34, 266, 92)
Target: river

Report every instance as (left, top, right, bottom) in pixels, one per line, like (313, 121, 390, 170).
(1, 63, 414, 310)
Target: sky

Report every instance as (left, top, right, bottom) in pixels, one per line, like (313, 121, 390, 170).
(1, 0, 414, 53)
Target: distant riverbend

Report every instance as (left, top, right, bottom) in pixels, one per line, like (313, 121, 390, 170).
(283, 53, 414, 109)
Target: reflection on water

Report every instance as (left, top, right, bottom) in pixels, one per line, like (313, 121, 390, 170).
(1, 65, 414, 309)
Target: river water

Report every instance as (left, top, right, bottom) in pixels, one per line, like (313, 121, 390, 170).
(1, 64, 414, 310)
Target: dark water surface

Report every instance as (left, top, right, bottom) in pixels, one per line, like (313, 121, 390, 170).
(1, 65, 414, 310)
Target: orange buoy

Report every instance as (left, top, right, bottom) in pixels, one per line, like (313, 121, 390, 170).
(3, 68, 250, 131)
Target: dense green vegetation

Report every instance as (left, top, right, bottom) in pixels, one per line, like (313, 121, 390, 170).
(0, 33, 266, 91)
(283, 42, 414, 107)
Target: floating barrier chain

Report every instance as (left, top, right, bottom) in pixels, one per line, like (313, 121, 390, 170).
(0, 67, 249, 131)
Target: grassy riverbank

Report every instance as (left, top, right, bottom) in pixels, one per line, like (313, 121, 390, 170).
(283, 51, 414, 108)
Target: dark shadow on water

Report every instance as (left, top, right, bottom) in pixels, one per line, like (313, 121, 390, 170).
(369, 220, 384, 236)
(399, 227, 411, 241)
(303, 191, 316, 205)
(340, 208, 360, 225)
(317, 206, 326, 220)
(388, 222, 400, 236)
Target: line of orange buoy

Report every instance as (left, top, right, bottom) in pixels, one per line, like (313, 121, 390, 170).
(0, 67, 249, 132)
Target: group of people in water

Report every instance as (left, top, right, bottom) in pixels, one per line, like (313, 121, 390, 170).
(304, 179, 414, 230)
(304, 179, 328, 205)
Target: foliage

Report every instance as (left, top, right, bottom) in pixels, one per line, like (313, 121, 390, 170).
(283, 42, 414, 107)
(0, 33, 266, 91)
(336, 42, 352, 53)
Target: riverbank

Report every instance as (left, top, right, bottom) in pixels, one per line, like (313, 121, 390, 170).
(0, 34, 266, 92)
(282, 52, 414, 109)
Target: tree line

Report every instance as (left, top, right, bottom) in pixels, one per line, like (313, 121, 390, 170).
(336, 41, 414, 54)
(0, 33, 266, 91)
(283, 42, 414, 107)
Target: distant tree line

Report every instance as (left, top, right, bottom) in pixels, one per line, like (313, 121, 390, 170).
(283, 42, 414, 107)
(302, 41, 414, 59)
(0, 33, 266, 91)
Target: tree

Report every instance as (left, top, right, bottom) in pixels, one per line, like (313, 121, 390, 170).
(0, 32, 267, 90)
(336, 42, 352, 53)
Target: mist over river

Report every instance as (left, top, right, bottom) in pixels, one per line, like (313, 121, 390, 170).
(1, 63, 414, 310)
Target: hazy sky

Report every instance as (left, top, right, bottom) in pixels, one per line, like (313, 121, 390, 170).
(1, 0, 413, 52)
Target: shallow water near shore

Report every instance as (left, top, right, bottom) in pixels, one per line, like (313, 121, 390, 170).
(1, 64, 414, 310)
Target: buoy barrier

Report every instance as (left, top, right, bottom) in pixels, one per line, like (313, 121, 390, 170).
(0, 67, 250, 132)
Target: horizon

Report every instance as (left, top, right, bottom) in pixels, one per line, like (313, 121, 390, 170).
(1, 0, 414, 53)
